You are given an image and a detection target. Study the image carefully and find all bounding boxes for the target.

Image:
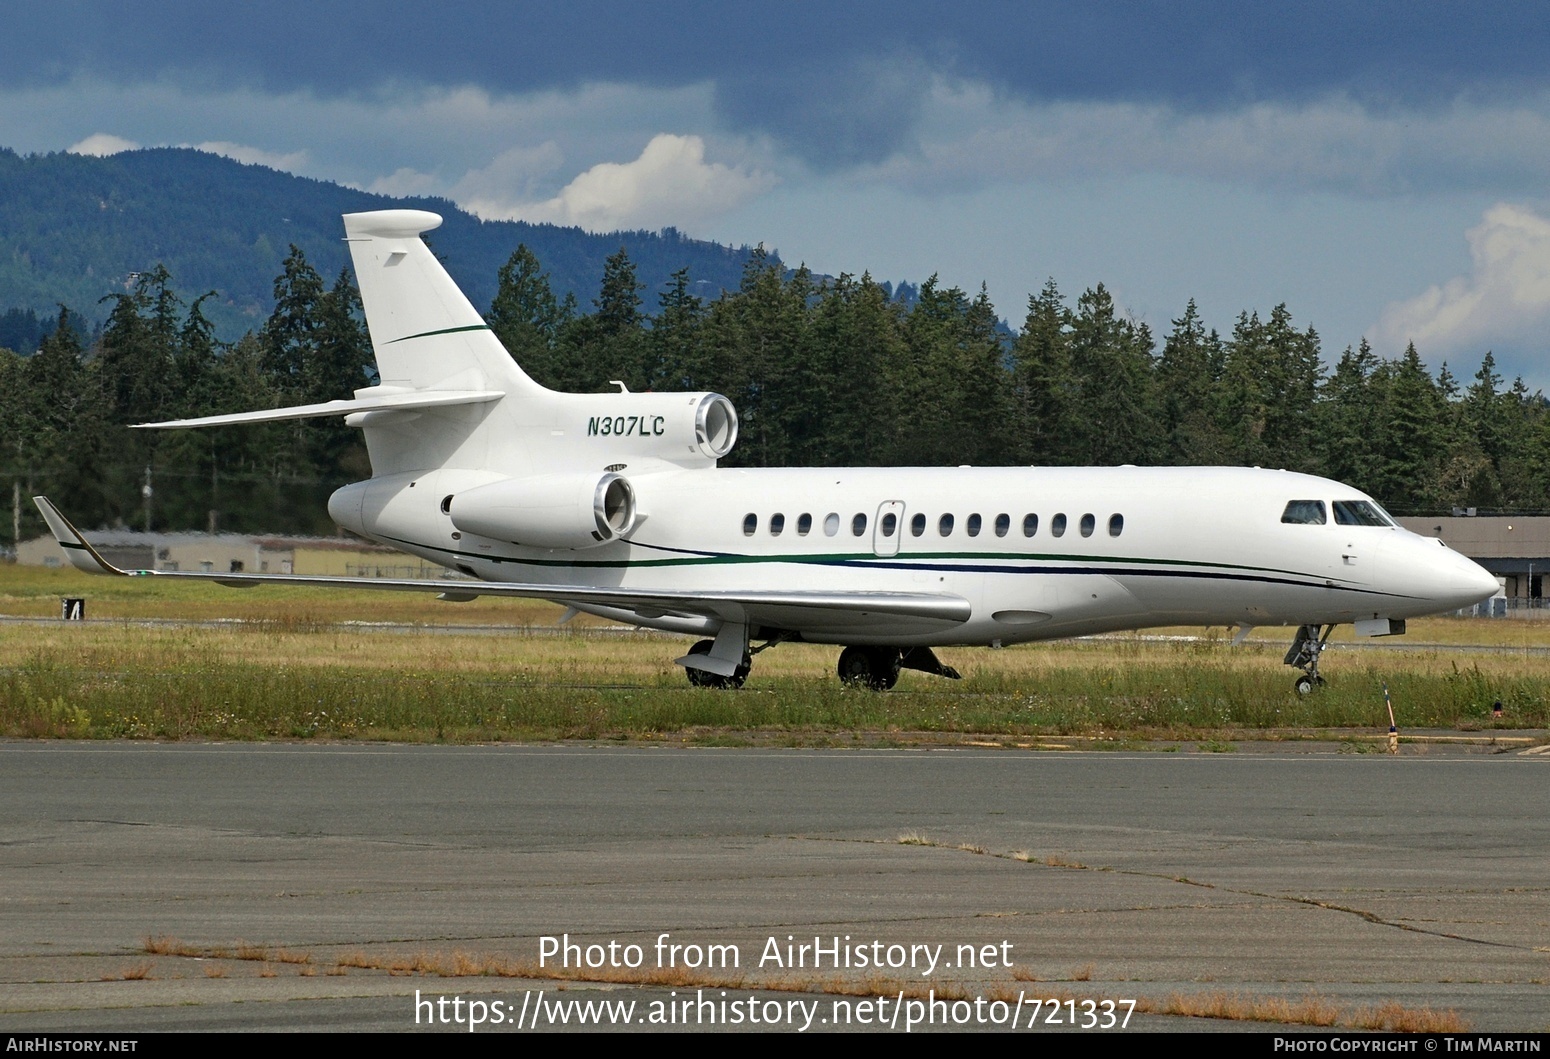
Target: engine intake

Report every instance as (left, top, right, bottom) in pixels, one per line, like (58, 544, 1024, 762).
(448, 472, 637, 549)
(694, 393, 738, 459)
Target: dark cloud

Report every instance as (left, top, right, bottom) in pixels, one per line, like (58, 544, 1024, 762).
(8, 1, 1550, 167)
(715, 54, 932, 168)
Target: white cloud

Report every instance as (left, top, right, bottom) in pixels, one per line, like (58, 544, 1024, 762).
(448, 142, 566, 214)
(365, 166, 442, 197)
(22, 74, 1550, 203)
(190, 140, 309, 171)
(66, 132, 140, 156)
(1374, 204, 1550, 356)
(0, 77, 733, 191)
(489, 133, 776, 231)
(858, 81, 1550, 197)
(68, 131, 309, 175)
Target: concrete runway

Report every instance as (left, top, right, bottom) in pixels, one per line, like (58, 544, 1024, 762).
(2, 741, 1547, 1032)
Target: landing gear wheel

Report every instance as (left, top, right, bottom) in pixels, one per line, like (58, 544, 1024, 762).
(1293, 673, 1325, 695)
(1285, 623, 1333, 694)
(837, 646, 901, 691)
(685, 639, 750, 689)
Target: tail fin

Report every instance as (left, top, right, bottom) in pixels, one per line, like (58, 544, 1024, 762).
(343, 210, 547, 397)
(129, 211, 731, 481)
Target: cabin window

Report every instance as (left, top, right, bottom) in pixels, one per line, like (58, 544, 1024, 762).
(797, 513, 812, 536)
(770, 513, 785, 536)
(1281, 500, 1326, 525)
(880, 512, 897, 536)
(1079, 513, 1095, 537)
(1108, 513, 1124, 537)
(824, 512, 840, 536)
(910, 513, 926, 536)
(852, 513, 867, 536)
(994, 513, 1010, 537)
(1333, 500, 1393, 527)
(743, 513, 758, 536)
(1023, 513, 1038, 537)
(966, 513, 982, 537)
(1051, 513, 1067, 538)
(939, 513, 955, 536)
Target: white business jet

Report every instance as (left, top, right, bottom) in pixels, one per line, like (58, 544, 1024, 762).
(34, 210, 1499, 693)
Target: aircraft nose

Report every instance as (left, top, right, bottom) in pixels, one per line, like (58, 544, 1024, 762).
(1431, 545, 1499, 610)
(1459, 555, 1501, 603)
(1381, 535, 1499, 614)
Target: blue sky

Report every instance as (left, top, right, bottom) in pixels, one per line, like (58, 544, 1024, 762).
(6, 2, 1550, 385)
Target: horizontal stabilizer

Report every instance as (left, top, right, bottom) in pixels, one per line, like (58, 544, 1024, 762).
(133, 389, 505, 430)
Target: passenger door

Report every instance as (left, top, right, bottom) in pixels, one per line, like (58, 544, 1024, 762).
(873, 501, 905, 557)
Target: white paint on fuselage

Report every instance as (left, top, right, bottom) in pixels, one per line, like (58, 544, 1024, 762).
(332, 464, 1497, 647)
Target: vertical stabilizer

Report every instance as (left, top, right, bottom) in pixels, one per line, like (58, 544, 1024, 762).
(343, 210, 546, 397)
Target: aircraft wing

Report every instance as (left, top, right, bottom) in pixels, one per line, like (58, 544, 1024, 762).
(32, 497, 971, 634)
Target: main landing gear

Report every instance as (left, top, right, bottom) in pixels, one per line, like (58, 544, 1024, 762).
(683, 639, 751, 689)
(837, 646, 961, 691)
(682, 637, 962, 692)
(1285, 623, 1333, 694)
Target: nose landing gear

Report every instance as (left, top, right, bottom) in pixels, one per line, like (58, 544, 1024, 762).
(1286, 623, 1333, 694)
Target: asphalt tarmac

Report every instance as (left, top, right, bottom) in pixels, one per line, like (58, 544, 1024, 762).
(2, 741, 1547, 1033)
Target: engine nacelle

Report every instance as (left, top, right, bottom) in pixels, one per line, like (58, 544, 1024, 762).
(448, 472, 637, 549)
(571, 391, 738, 464)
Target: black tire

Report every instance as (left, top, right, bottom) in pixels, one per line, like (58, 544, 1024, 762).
(685, 639, 749, 690)
(685, 639, 716, 687)
(838, 646, 901, 691)
(1293, 674, 1324, 695)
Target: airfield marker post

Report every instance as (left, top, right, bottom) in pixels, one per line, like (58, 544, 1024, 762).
(1383, 681, 1398, 753)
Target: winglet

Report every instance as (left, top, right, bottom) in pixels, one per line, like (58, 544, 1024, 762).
(31, 497, 129, 576)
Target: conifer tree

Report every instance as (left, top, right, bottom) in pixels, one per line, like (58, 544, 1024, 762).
(1067, 284, 1159, 465)
(1010, 280, 1076, 465)
(1156, 299, 1228, 463)
(487, 244, 564, 385)
(261, 245, 324, 398)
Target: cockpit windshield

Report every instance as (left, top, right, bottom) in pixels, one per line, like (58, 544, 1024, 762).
(1332, 500, 1394, 527)
(1281, 500, 1326, 525)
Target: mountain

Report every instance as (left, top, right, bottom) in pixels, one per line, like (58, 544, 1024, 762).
(0, 147, 766, 345)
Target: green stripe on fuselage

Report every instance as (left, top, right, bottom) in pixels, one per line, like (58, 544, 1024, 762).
(381, 532, 1341, 583)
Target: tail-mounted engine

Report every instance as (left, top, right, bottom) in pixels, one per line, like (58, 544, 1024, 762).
(573, 391, 738, 465)
(449, 472, 637, 549)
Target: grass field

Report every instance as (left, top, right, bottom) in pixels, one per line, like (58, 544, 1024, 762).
(3, 564, 1546, 743)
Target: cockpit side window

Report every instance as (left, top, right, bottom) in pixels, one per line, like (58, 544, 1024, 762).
(1333, 500, 1394, 527)
(1281, 500, 1326, 525)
